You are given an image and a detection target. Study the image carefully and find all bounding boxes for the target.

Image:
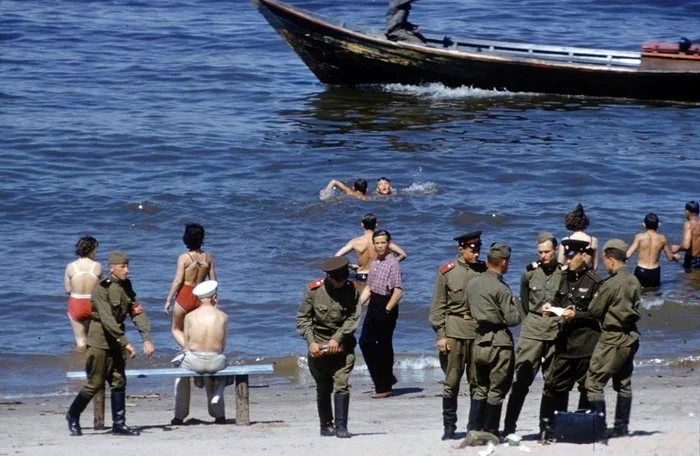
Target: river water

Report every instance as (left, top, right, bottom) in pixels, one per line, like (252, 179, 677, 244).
(1, 0, 699, 397)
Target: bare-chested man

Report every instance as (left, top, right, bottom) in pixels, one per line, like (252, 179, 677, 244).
(323, 179, 368, 200)
(334, 213, 407, 289)
(626, 213, 678, 288)
(171, 280, 229, 425)
(672, 201, 700, 270)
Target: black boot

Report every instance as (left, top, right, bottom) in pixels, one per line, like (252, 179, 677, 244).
(334, 393, 351, 439)
(483, 402, 503, 439)
(577, 387, 590, 410)
(612, 395, 632, 437)
(538, 394, 556, 444)
(317, 395, 335, 437)
(503, 386, 527, 435)
(66, 392, 91, 436)
(555, 391, 569, 413)
(466, 398, 486, 431)
(111, 390, 140, 436)
(441, 396, 458, 440)
(589, 399, 607, 441)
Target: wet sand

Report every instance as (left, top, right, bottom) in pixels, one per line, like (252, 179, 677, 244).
(2, 368, 698, 456)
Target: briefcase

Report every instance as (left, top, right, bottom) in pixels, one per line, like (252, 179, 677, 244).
(553, 410, 606, 443)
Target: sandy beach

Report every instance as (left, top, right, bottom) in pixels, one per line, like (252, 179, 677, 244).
(2, 367, 697, 456)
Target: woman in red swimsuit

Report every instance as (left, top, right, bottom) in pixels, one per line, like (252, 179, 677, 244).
(63, 236, 102, 351)
(164, 223, 217, 347)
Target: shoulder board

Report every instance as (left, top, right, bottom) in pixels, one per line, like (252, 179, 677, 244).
(439, 261, 456, 274)
(307, 278, 325, 290)
(586, 270, 603, 283)
(472, 261, 487, 273)
(99, 278, 112, 288)
(526, 261, 540, 272)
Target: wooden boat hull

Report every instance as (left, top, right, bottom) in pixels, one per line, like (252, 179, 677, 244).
(254, 0, 700, 102)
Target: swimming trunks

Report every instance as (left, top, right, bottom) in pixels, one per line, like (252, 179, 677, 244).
(355, 272, 369, 282)
(633, 266, 660, 288)
(683, 253, 700, 269)
(67, 295, 92, 321)
(176, 284, 199, 313)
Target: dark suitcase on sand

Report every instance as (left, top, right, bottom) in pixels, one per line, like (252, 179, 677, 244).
(553, 410, 606, 443)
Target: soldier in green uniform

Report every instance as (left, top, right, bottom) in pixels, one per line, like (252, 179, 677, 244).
(538, 239, 602, 442)
(429, 231, 486, 440)
(503, 232, 563, 436)
(585, 239, 642, 437)
(466, 242, 521, 439)
(296, 256, 362, 439)
(66, 251, 155, 436)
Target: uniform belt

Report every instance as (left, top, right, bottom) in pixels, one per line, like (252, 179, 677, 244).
(449, 313, 473, 320)
(477, 323, 508, 333)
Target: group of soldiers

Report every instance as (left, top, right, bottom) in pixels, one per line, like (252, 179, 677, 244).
(430, 230, 641, 444)
(294, 223, 642, 444)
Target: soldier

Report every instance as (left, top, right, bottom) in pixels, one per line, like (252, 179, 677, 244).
(585, 239, 642, 437)
(65, 251, 155, 436)
(296, 256, 362, 439)
(428, 231, 486, 440)
(538, 239, 602, 443)
(503, 232, 563, 436)
(466, 242, 521, 439)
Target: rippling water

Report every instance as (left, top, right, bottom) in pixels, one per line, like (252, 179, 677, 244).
(1, 0, 700, 397)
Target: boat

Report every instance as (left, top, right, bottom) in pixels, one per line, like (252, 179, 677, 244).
(253, 0, 700, 102)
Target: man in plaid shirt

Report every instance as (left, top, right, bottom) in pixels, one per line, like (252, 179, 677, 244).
(358, 229, 403, 398)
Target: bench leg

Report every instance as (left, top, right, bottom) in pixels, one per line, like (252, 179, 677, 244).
(235, 375, 250, 425)
(94, 385, 106, 430)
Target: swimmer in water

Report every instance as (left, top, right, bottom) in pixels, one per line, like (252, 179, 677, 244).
(376, 177, 393, 196)
(322, 178, 368, 200)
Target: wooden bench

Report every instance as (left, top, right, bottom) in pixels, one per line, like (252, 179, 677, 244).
(66, 364, 274, 429)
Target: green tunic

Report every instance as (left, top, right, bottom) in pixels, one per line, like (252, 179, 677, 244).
(87, 276, 151, 350)
(519, 262, 562, 341)
(429, 260, 485, 340)
(588, 266, 641, 347)
(469, 270, 522, 347)
(296, 278, 362, 350)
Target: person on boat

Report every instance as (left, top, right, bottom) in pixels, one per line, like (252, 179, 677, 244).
(376, 177, 394, 195)
(671, 200, 700, 270)
(64, 235, 102, 351)
(557, 204, 599, 271)
(626, 213, 678, 288)
(386, 0, 426, 44)
(323, 178, 368, 200)
(164, 223, 217, 348)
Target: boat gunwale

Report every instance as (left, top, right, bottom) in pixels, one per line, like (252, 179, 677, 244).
(255, 0, 649, 73)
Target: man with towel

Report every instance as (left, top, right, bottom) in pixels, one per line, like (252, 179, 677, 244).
(171, 280, 230, 425)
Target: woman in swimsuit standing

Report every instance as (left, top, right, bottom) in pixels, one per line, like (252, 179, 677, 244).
(164, 223, 216, 347)
(64, 236, 102, 351)
(557, 204, 599, 271)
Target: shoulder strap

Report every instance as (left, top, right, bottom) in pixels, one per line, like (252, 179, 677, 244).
(308, 278, 325, 290)
(71, 261, 80, 274)
(439, 261, 456, 275)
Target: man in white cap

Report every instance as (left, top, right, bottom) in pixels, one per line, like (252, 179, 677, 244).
(171, 280, 229, 425)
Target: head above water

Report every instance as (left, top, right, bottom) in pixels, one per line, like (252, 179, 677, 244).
(643, 213, 659, 230)
(361, 213, 377, 230)
(75, 235, 99, 258)
(376, 177, 392, 195)
(685, 200, 700, 215)
(353, 179, 368, 195)
(564, 203, 590, 231)
(183, 223, 205, 250)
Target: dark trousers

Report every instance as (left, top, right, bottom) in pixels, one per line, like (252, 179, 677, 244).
(359, 294, 398, 394)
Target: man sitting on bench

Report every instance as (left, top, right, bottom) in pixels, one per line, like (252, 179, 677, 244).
(171, 280, 230, 425)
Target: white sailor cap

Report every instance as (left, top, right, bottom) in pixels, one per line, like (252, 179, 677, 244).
(193, 280, 218, 299)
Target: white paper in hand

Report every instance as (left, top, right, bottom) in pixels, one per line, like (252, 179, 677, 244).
(549, 306, 566, 317)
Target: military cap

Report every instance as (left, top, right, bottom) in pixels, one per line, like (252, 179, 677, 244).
(454, 231, 482, 248)
(488, 242, 511, 259)
(321, 256, 349, 273)
(536, 232, 556, 245)
(561, 239, 590, 254)
(107, 250, 129, 265)
(603, 238, 628, 253)
(193, 280, 218, 299)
